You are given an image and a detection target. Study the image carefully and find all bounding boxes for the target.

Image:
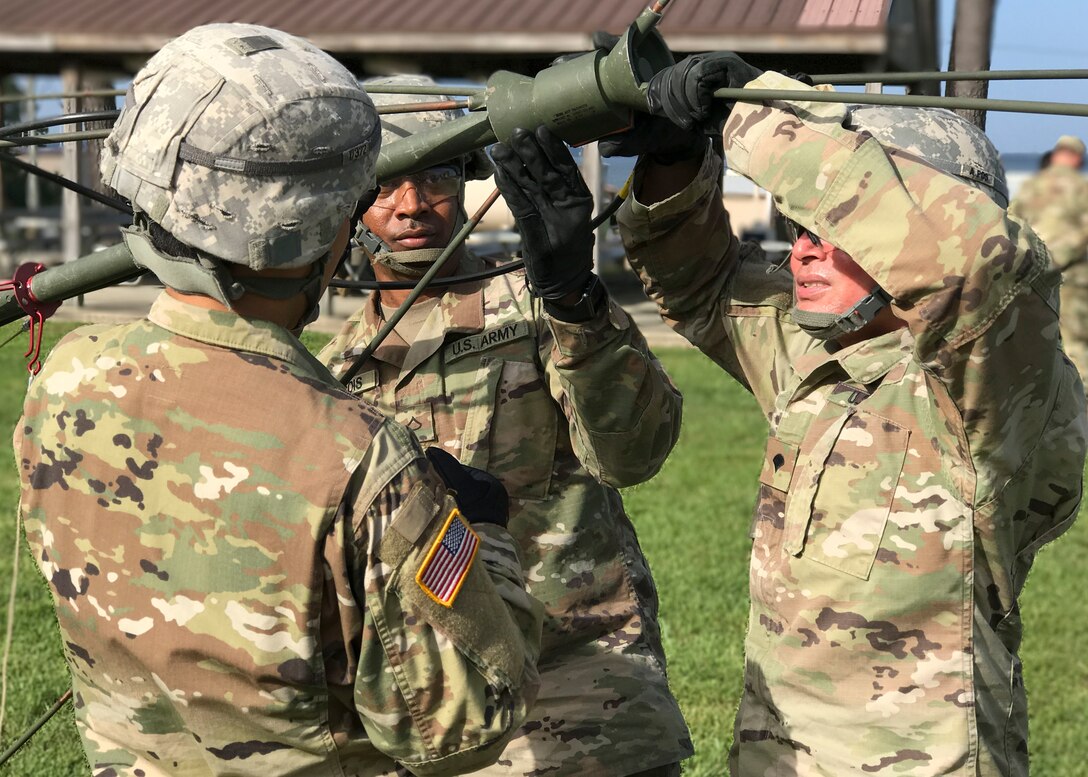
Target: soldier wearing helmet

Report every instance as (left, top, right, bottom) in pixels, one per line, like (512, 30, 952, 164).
(1010, 134, 1088, 383)
(14, 25, 541, 776)
(320, 76, 691, 777)
(610, 56, 1086, 775)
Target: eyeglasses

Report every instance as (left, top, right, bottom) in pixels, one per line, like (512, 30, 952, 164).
(371, 165, 461, 209)
(783, 217, 822, 247)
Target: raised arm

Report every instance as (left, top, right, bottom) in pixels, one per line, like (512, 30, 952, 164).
(492, 126, 683, 487)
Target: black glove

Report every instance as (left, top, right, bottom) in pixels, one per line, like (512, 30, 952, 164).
(425, 448, 509, 528)
(491, 126, 594, 301)
(646, 52, 764, 133)
(597, 113, 706, 164)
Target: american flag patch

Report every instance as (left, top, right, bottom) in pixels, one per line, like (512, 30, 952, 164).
(416, 509, 479, 607)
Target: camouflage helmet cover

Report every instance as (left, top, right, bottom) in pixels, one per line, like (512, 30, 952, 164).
(365, 74, 492, 180)
(845, 105, 1009, 208)
(1054, 134, 1086, 156)
(101, 23, 381, 269)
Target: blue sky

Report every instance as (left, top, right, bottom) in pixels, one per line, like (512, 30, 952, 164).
(939, 0, 1088, 153)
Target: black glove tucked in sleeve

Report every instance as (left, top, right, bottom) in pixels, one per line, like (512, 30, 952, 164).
(424, 448, 509, 528)
(491, 126, 594, 302)
(646, 52, 764, 133)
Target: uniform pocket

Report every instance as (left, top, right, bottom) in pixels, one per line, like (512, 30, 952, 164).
(460, 359, 556, 500)
(395, 403, 436, 444)
(786, 409, 908, 579)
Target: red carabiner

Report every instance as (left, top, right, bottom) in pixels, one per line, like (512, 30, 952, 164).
(0, 263, 61, 374)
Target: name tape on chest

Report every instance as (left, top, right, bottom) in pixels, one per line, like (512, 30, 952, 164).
(445, 321, 531, 364)
(416, 508, 479, 607)
(345, 368, 378, 397)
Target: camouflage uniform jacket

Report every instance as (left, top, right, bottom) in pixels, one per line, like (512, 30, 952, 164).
(1009, 163, 1088, 270)
(320, 255, 692, 776)
(618, 73, 1087, 776)
(15, 291, 542, 777)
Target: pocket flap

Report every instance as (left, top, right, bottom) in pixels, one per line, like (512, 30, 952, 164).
(759, 437, 799, 493)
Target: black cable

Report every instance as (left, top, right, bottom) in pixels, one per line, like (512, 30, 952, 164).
(0, 152, 131, 213)
(0, 110, 119, 139)
(331, 259, 525, 291)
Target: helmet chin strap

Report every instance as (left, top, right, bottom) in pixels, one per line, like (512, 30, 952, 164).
(791, 287, 892, 341)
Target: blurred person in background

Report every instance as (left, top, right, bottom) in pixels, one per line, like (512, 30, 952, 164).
(1010, 134, 1088, 382)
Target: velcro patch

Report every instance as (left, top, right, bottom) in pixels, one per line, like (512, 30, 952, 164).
(416, 509, 479, 607)
(227, 35, 282, 56)
(445, 321, 530, 363)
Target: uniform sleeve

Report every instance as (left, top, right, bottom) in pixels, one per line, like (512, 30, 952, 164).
(534, 293, 683, 487)
(346, 422, 542, 776)
(616, 140, 805, 413)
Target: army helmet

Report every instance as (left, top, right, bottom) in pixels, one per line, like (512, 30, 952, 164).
(364, 74, 492, 181)
(101, 23, 382, 270)
(845, 105, 1009, 207)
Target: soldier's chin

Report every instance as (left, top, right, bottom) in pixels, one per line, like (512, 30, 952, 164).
(793, 299, 842, 313)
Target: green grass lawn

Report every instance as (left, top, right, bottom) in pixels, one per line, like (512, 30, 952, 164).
(0, 321, 1084, 776)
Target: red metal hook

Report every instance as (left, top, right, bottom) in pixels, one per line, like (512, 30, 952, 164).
(0, 262, 61, 375)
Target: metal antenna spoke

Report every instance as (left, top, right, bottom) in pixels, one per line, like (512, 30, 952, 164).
(0, 110, 120, 140)
(0, 321, 29, 350)
(0, 88, 124, 105)
(377, 100, 471, 115)
(0, 129, 112, 149)
(0, 152, 131, 212)
(713, 87, 1088, 118)
(363, 84, 482, 97)
(0, 690, 72, 768)
(813, 68, 1088, 85)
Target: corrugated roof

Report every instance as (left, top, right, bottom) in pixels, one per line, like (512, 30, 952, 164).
(0, 0, 893, 56)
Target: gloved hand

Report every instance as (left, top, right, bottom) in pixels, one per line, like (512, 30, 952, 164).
(597, 113, 706, 164)
(425, 447, 509, 527)
(491, 126, 594, 301)
(646, 52, 764, 133)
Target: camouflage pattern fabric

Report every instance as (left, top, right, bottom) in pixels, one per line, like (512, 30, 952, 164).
(618, 71, 1087, 776)
(1010, 164, 1088, 381)
(14, 291, 542, 777)
(320, 256, 693, 776)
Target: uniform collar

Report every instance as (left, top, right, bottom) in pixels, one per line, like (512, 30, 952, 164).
(793, 326, 913, 387)
(361, 251, 487, 373)
(835, 327, 914, 384)
(147, 291, 327, 375)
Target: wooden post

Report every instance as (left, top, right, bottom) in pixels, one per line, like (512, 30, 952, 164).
(947, 0, 996, 130)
